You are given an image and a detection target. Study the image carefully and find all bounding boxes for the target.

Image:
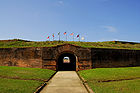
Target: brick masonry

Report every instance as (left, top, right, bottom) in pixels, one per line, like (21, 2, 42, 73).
(91, 48, 140, 68)
(0, 44, 139, 71)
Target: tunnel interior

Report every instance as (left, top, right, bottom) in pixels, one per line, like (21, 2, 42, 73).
(57, 53, 76, 71)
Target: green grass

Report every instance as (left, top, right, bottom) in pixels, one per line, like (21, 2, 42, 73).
(0, 78, 43, 93)
(78, 67, 140, 93)
(0, 66, 55, 93)
(0, 39, 140, 50)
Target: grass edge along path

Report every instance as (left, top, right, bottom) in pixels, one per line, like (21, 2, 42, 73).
(78, 67, 140, 93)
(0, 66, 55, 93)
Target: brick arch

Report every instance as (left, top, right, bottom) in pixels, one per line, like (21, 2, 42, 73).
(56, 51, 78, 61)
(42, 44, 92, 71)
(56, 51, 79, 71)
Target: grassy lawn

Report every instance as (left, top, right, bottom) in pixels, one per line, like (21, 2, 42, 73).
(0, 66, 55, 93)
(0, 39, 140, 50)
(0, 78, 43, 93)
(78, 67, 140, 93)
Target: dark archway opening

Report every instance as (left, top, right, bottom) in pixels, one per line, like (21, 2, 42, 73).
(57, 53, 76, 71)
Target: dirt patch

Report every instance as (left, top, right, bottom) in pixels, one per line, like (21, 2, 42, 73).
(97, 77, 140, 83)
(0, 75, 46, 81)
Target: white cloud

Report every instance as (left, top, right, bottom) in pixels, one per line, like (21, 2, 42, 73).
(103, 26, 117, 32)
(58, 1, 64, 5)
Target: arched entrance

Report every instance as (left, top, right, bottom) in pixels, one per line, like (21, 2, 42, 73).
(57, 53, 76, 71)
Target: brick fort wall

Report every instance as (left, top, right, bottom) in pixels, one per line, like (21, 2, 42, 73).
(91, 48, 140, 68)
(0, 44, 139, 71)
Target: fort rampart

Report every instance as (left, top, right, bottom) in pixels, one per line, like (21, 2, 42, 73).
(0, 44, 139, 71)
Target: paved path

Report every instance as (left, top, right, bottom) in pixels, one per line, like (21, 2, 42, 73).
(40, 71, 88, 93)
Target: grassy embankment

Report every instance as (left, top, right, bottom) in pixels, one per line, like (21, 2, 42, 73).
(78, 67, 140, 93)
(0, 66, 55, 93)
(0, 39, 140, 50)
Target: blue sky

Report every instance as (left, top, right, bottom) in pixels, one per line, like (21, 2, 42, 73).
(0, 0, 140, 42)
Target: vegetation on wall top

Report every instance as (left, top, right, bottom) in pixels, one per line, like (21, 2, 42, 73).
(0, 39, 140, 50)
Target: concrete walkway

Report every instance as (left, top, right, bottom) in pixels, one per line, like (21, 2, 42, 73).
(40, 71, 88, 93)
